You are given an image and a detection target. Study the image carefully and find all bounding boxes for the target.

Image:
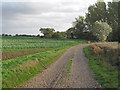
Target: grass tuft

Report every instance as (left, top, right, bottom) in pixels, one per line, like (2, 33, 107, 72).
(67, 60, 72, 74)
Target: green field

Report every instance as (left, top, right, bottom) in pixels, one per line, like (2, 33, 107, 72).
(2, 36, 86, 60)
(2, 36, 86, 88)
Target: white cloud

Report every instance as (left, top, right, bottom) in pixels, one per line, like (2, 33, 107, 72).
(2, 0, 113, 35)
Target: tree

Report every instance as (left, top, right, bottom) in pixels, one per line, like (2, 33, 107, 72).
(66, 27, 75, 39)
(107, 2, 118, 41)
(85, 2, 107, 31)
(15, 34, 19, 36)
(37, 34, 40, 37)
(73, 16, 86, 33)
(66, 16, 94, 40)
(52, 31, 63, 38)
(72, 16, 87, 39)
(60, 32, 67, 38)
(66, 1, 119, 41)
(85, 1, 119, 41)
(40, 28, 55, 38)
(92, 21, 112, 41)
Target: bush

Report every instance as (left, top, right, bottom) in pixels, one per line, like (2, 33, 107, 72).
(92, 21, 112, 41)
(90, 42, 120, 69)
(90, 44, 104, 56)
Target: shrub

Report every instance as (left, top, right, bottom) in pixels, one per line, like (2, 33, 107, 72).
(92, 21, 112, 41)
(90, 42, 120, 69)
(90, 44, 104, 56)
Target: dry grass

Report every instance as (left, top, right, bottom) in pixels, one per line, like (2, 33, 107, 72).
(84, 46, 119, 88)
(90, 42, 120, 69)
(13, 58, 40, 72)
(22, 59, 39, 69)
(90, 44, 104, 56)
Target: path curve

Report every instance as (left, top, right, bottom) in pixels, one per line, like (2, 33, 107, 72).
(19, 44, 101, 88)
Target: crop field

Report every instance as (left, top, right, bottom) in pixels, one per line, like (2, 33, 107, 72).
(2, 36, 86, 60)
(1, 36, 86, 88)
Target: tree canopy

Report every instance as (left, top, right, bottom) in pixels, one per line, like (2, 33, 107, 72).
(66, 1, 119, 42)
(92, 21, 112, 41)
(40, 28, 55, 38)
(40, 28, 67, 39)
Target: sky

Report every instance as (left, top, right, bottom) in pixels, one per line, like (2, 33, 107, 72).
(1, 0, 112, 35)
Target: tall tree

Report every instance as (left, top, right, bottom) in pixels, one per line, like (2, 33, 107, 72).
(73, 16, 86, 39)
(66, 27, 75, 39)
(107, 2, 118, 41)
(92, 21, 112, 41)
(85, 1, 107, 31)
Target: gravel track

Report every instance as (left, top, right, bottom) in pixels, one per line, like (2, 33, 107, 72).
(19, 44, 101, 88)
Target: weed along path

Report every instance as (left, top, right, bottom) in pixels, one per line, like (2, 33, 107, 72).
(19, 44, 101, 88)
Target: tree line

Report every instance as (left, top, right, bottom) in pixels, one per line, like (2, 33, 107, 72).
(39, 28, 67, 39)
(67, 1, 119, 41)
(40, 1, 119, 42)
(1, 34, 41, 37)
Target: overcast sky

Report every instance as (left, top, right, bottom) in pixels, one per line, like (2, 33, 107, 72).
(1, 0, 112, 35)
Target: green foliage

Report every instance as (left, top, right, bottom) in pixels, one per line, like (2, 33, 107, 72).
(73, 16, 86, 38)
(84, 46, 118, 88)
(52, 31, 67, 39)
(66, 16, 93, 40)
(86, 2, 107, 28)
(39, 28, 67, 39)
(66, 27, 75, 39)
(107, 2, 119, 41)
(92, 21, 112, 41)
(66, 1, 118, 41)
(85, 1, 118, 41)
(40, 28, 55, 38)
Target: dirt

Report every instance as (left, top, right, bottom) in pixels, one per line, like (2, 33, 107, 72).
(2, 49, 50, 61)
(19, 44, 101, 88)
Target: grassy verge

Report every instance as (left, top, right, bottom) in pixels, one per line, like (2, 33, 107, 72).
(2, 46, 70, 88)
(83, 46, 118, 88)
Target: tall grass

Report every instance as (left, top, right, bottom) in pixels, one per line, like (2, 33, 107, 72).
(84, 46, 118, 88)
(90, 42, 120, 69)
(84, 42, 120, 88)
